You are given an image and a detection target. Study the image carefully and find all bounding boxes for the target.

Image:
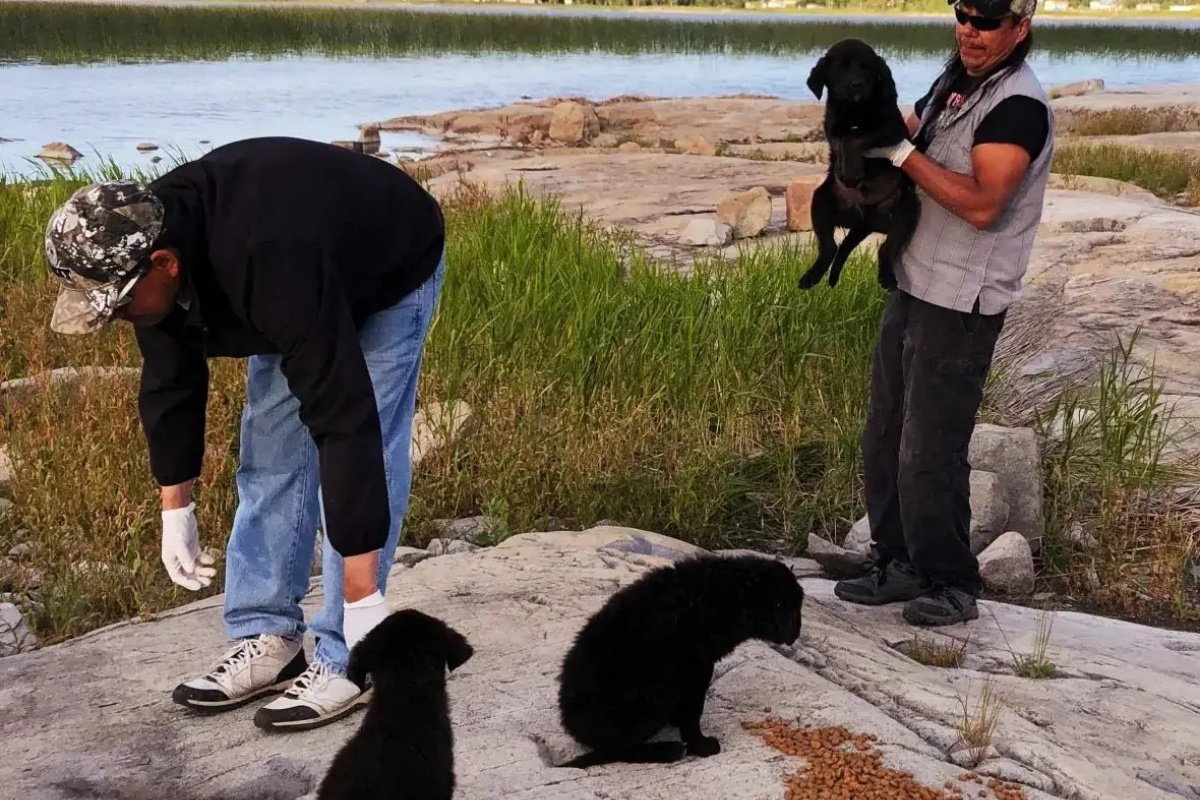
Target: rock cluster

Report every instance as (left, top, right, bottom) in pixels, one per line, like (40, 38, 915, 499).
(808, 423, 1042, 597)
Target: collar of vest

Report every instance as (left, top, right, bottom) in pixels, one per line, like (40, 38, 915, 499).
(916, 61, 1025, 141)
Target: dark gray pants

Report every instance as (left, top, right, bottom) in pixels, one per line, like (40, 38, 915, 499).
(860, 290, 1006, 595)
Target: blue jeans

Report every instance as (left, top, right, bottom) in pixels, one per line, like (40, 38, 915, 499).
(221, 252, 445, 674)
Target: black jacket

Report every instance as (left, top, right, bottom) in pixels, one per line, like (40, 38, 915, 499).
(135, 136, 445, 558)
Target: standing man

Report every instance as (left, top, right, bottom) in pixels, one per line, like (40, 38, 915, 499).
(832, 0, 1053, 625)
(44, 136, 447, 731)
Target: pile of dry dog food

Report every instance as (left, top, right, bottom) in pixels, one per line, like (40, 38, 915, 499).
(741, 718, 1029, 800)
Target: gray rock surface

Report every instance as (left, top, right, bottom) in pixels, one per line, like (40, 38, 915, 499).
(3, 526, 1198, 800)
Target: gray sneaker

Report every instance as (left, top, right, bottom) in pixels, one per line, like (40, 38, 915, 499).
(172, 634, 307, 712)
(902, 586, 980, 626)
(833, 559, 927, 606)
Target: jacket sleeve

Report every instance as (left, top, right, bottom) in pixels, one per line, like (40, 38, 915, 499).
(134, 310, 210, 488)
(235, 239, 391, 559)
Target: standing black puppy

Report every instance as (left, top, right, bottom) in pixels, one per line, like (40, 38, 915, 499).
(556, 554, 804, 769)
(797, 38, 921, 292)
(317, 609, 474, 800)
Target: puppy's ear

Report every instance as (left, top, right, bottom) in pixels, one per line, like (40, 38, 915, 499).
(806, 56, 828, 99)
(875, 57, 898, 105)
(442, 625, 474, 673)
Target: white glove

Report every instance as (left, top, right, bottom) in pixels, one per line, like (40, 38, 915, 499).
(864, 139, 916, 168)
(161, 503, 216, 591)
(344, 590, 389, 652)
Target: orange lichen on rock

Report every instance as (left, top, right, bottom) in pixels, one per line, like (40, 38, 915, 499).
(740, 718, 1029, 800)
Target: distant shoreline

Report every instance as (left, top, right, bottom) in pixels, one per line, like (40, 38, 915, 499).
(8, 0, 1199, 25)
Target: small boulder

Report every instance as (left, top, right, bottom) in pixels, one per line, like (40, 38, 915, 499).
(394, 546, 432, 568)
(842, 514, 873, 554)
(411, 400, 476, 466)
(716, 186, 773, 239)
(968, 470, 1010, 554)
(38, 142, 83, 164)
(549, 101, 600, 145)
(617, 141, 642, 152)
(136, 142, 159, 152)
(0, 602, 36, 657)
(786, 176, 823, 231)
(674, 133, 717, 157)
(978, 531, 1035, 597)
(445, 539, 481, 555)
(806, 532, 869, 578)
(1048, 77, 1105, 99)
(0, 446, 10, 495)
(679, 219, 732, 247)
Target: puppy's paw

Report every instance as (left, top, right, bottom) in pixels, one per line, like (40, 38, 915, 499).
(797, 270, 823, 290)
(686, 736, 721, 758)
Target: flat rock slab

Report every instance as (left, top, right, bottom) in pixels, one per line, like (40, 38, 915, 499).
(423, 148, 825, 258)
(3, 527, 1199, 800)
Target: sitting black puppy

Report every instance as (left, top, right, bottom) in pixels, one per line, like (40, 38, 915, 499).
(797, 37, 920, 292)
(556, 553, 804, 769)
(317, 609, 475, 800)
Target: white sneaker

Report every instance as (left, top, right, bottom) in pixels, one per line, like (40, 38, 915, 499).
(253, 659, 370, 732)
(172, 634, 307, 712)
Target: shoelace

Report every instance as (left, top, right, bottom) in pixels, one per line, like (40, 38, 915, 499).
(284, 661, 331, 699)
(209, 637, 269, 678)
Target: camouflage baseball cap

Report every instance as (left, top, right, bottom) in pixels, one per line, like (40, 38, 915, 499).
(950, 0, 1038, 16)
(44, 179, 165, 335)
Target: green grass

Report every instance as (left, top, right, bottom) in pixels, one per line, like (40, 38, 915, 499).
(1053, 142, 1200, 204)
(1033, 332, 1200, 624)
(2, 152, 1199, 646)
(0, 1, 1197, 64)
(0, 166, 886, 643)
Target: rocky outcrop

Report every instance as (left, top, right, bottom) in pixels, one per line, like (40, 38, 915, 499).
(37, 141, 82, 164)
(2, 527, 1198, 800)
(716, 186, 772, 238)
(548, 101, 600, 145)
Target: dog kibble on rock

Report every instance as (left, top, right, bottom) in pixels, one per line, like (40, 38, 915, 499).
(742, 719, 1029, 800)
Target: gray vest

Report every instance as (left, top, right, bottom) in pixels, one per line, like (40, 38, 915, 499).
(896, 59, 1055, 315)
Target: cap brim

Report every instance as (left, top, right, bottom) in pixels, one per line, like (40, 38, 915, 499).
(50, 285, 117, 335)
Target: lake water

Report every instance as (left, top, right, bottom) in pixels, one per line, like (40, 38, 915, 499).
(3, 3, 1199, 178)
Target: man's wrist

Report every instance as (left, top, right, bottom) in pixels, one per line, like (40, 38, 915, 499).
(161, 480, 195, 511)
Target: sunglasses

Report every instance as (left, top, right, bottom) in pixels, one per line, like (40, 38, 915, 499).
(954, 4, 1011, 30)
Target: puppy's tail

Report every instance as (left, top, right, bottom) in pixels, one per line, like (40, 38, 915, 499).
(558, 741, 688, 769)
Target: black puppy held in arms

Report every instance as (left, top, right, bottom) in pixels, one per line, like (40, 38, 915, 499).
(556, 554, 804, 768)
(317, 609, 475, 800)
(798, 37, 921, 292)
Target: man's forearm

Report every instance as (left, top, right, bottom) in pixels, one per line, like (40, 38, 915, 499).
(161, 480, 195, 511)
(900, 150, 1003, 230)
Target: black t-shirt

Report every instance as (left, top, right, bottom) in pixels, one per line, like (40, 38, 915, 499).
(912, 71, 1049, 161)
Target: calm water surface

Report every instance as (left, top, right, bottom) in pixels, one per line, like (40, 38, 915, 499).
(3, 8, 1199, 178)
